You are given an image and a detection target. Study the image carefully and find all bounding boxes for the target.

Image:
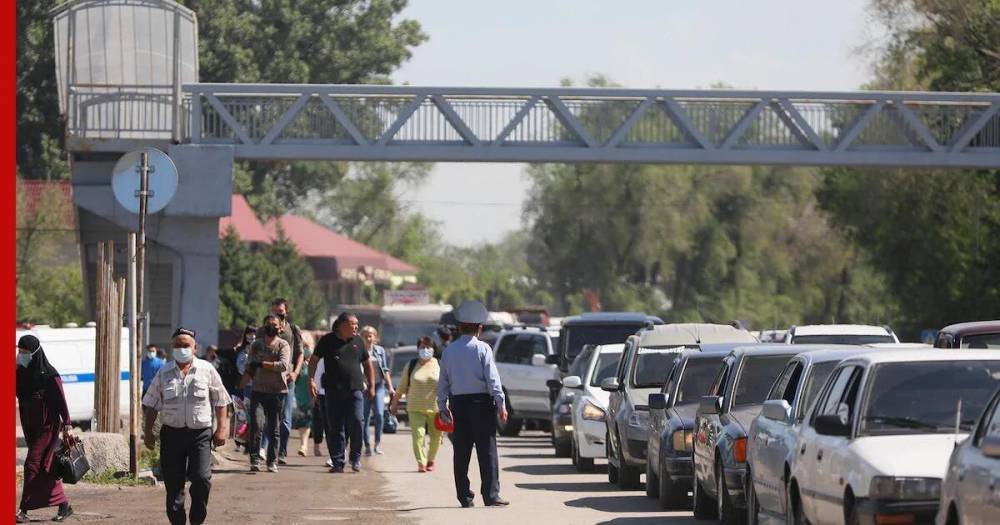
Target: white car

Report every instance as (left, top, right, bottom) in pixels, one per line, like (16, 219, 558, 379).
(562, 343, 624, 471)
(493, 327, 559, 436)
(936, 386, 1000, 525)
(787, 350, 1000, 525)
(785, 324, 899, 345)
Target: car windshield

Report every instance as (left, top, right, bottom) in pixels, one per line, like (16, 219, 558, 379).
(860, 360, 1000, 436)
(632, 350, 680, 388)
(962, 333, 1000, 349)
(797, 362, 838, 419)
(733, 355, 795, 406)
(675, 357, 724, 405)
(381, 322, 440, 349)
(591, 352, 623, 387)
(568, 346, 595, 378)
(565, 324, 643, 362)
(792, 334, 894, 345)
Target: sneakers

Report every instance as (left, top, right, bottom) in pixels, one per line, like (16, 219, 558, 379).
(250, 464, 261, 472)
(52, 504, 74, 522)
(15, 510, 27, 523)
(267, 463, 278, 473)
(314, 444, 322, 456)
(350, 461, 361, 472)
(277, 458, 288, 465)
(426, 461, 435, 471)
(417, 464, 427, 473)
(374, 446, 383, 455)
(364, 446, 372, 456)
(325, 459, 334, 468)
(485, 497, 510, 507)
(329, 465, 344, 473)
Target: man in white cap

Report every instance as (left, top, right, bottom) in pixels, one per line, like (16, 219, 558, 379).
(437, 300, 510, 508)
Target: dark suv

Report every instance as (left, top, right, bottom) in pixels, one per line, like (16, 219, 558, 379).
(555, 313, 663, 373)
(934, 320, 1000, 349)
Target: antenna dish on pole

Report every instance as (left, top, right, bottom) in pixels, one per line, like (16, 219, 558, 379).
(112, 148, 178, 214)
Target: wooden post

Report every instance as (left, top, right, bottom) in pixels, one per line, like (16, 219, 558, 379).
(94, 241, 122, 434)
(127, 233, 140, 476)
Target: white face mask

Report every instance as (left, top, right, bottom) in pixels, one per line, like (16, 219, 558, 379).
(418, 348, 433, 361)
(146, 351, 157, 359)
(16, 350, 37, 368)
(173, 347, 194, 363)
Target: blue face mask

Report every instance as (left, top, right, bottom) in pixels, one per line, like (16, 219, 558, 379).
(418, 348, 433, 360)
(173, 347, 194, 363)
(16, 350, 36, 368)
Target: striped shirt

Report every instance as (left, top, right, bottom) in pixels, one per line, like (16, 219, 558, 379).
(397, 358, 440, 413)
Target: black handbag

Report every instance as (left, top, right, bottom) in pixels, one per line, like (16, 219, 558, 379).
(54, 440, 90, 484)
(382, 409, 398, 434)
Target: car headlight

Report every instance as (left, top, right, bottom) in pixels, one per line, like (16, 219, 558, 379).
(627, 410, 649, 429)
(582, 401, 606, 421)
(671, 429, 693, 453)
(868, 476, 942, 500)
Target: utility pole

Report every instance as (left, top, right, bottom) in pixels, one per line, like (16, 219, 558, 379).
(136, 151, 152, 351)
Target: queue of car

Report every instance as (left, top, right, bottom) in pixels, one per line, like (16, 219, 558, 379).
(539, 318, 1000, 525)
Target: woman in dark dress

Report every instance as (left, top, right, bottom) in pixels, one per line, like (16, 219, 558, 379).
(16, 334, 75, 523)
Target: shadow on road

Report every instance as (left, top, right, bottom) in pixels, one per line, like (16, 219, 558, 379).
(500, 453, 560, 459)
(503, 463, 578, 476)
(515, 481, 615, 493)
(595, 517, 698, 525)
(565, 494, 663, 513)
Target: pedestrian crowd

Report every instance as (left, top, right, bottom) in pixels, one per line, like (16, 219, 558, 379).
(17, 298, 510, 525)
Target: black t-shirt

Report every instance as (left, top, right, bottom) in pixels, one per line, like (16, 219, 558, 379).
(313, 333, 370, 391)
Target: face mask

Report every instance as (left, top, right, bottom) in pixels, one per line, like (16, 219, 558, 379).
(276, 313, 286, 321)
(264, 325, 279, 337)
(146, 351, 156, 359)
(16, 350, 36, 368)
(173, 347, 194, 363)
(418, 348, 433, 360)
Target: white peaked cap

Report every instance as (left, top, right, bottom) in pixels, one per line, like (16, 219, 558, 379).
(454, 300, 489, 324)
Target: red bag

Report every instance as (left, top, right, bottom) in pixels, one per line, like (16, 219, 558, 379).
(434, 413, 455, 433)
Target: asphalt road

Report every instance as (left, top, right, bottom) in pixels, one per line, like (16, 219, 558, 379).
(22, 426, 699, 525)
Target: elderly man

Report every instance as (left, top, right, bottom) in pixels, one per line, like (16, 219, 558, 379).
(438, 300, 510, 508)
(143, 327, 231, 525)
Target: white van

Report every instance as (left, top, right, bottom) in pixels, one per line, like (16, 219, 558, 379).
(16, 326, 132, 424)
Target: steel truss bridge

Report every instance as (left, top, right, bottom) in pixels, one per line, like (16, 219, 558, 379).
(67, 84, 1000, 168)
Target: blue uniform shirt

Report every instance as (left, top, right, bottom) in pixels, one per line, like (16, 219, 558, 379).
(437, 335, 505, 412)
(141, 355, 166, 395)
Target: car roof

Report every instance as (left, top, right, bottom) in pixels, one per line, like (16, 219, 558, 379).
(864, 343, 932, 349)
(594, 343, 625, 354)
(938, 320, 1000, 336)
(635, 323, 758, 347)
(791, 324, 892, 336)
(562, 312, 664, 326)
(795, 346, 871, 364)
(841, 349, 1000, 365)
(729, 344, 813, 358)
(698, 342, 764, 354)
(496, 327, 550, 338)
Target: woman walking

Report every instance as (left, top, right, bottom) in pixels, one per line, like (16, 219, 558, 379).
(390, 336, 443, 472)
(16, 334, 75, 523)
(360, 326, 394, 456)
(294, 333, 315, 456)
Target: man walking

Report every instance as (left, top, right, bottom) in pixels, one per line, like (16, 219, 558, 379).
(309, 312, 375, 473)
(259, 298, 304, 463)
(143, 328, 231, 525)
(437, 300, 510, 508)
(243, 315, 292, 472)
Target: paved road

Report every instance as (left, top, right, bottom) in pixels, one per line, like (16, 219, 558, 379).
(22, 426, 697, 524)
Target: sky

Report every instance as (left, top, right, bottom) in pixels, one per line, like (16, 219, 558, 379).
(392, 0, 879, 247)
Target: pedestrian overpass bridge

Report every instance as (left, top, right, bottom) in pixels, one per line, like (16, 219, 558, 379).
(67, 83, 1000, 168)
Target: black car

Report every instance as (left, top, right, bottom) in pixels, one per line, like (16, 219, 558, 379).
(647, 345, 732, 509)
(554, 312, 663, 373)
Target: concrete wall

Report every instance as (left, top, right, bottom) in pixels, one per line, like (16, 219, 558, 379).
(72, 145, 234, 348)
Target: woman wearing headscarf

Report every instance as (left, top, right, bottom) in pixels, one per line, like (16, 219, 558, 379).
(16, 334, 75, 523)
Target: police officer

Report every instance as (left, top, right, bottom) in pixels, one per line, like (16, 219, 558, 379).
(437, 300, 510, 508)
(143, 327, 231, 525)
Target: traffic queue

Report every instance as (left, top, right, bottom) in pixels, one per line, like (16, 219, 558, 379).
(544, 318, 1000, 525)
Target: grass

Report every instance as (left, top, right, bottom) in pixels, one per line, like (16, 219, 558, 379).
(80, 440, 161, 486)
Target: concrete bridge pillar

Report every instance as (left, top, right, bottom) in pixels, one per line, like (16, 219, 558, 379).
(72, 145, 234, 349)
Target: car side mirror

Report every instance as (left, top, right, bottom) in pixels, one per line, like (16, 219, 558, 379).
(699, 395, 722, 415)
(531, 354, 548, 367)
(562, 376, 583, 389)
(600, 377, 620, 392)
(648, 393, 668, 410)
(545, 354, 560, 365)
(546, 379, 563, 390)
(981, 436, 1000, 458)
(814, 414, 851, 437)
(761, 399, 792, 423)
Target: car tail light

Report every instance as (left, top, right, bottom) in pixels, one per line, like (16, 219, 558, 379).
(732, 437, 747, 463)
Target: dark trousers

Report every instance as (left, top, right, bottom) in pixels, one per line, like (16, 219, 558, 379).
(160, 426, 212, 525)
(249, 391, 285, 465)
(450, 394, 500, 505)
(312, 394, 326, 444)
(326, 389, 364, 468)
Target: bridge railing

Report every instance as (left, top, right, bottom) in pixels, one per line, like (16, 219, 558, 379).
(66, 84, 189, 142)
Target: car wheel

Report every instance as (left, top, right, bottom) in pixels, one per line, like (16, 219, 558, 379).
(746, 467, 760, 525)
(616, 447, 641, 490)
(571, 438, 579, 466)
(554, 438, 571, 458)
(844, 491, 860, 525)
(658, 457, 689, 510)
(607, 438, 620, 484)
(717, 462, 745, 525)
(645, 457, 660, 498)
(786, 481, 806, 525)
(692, 472, 718, 520)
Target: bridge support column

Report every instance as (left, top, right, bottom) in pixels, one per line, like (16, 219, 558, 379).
(72, 145, 234, 348)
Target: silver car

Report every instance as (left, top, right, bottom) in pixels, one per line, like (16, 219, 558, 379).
(936, 386, 1000, 525)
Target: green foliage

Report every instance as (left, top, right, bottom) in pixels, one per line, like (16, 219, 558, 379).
(218, 227, 326, 330)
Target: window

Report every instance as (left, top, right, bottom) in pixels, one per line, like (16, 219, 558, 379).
(962, 332, 1000, 349)
(564, 324, 645, 363)
(568, 345, 595, 378)
(732, 355, 795, 407)
(591, 352, 623, 387)
(768, 362, 799, 401)
(675, 357, 725, 405)
(859, 360, 1000, 436)
(495, 333, 547, 365)
(616, 340, 635, 382)
(975, 393, 1000, 445)
(796, 362, 837, 422)
(811, 366, 857, 425)
(632, 350, 679, 388)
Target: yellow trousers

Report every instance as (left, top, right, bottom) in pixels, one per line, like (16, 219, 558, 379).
(408, 410, 443, 466)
